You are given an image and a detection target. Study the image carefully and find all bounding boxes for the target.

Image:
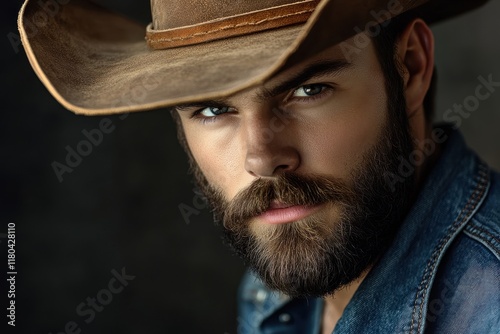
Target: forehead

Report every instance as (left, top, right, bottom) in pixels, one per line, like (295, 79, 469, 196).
(273, 34, 376, 81)
(174, 33, 378, 110)
(239, 34, 378, 102)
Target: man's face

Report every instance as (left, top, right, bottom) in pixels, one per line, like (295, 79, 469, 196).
(175, 33, 414, 297)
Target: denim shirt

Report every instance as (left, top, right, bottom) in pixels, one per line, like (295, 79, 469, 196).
(237, 127, 500, 334)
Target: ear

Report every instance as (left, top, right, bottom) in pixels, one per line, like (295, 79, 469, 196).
(395, 19, 435, 118)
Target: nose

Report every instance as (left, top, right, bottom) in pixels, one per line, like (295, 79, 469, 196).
(243, 115, 300, 177)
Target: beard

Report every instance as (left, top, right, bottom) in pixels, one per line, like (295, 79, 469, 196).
(181, 81, 415, 298)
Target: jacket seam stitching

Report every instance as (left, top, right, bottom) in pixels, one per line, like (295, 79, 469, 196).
(463, 225, 500, 258)
(409, 163, 489, 334)
(467, 222, 500, 246)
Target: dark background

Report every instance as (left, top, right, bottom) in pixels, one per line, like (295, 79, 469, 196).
(1, 1, 499, 334)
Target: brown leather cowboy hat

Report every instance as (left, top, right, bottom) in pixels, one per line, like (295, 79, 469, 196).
(18, 0, 489, 116)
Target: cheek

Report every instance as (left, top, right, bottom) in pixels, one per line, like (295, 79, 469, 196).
(183, 124, 246, 199)
(300, 74, 387, 179)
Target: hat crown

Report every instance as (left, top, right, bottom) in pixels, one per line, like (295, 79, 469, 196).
(151, 0, 302, 30)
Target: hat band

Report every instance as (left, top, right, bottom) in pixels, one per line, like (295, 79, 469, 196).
(146, 0, 319, 50)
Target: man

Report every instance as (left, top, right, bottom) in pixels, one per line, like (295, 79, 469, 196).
(19, 0, 499, 333)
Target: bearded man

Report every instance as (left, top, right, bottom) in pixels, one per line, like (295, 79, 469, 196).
(18, 0, 499, 333)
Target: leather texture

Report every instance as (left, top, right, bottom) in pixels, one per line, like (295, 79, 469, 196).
(151, 0, 295, 30)
(18, 0, 491, 115)
(147, 0, 319, 49)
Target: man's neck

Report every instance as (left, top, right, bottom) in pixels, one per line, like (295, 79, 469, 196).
(321, 269, 371, 334)
(413, 122, 444, 197)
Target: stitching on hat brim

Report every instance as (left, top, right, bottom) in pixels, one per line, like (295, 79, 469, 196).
(149, 9, 314, 44)
(146, 0, 319, 49)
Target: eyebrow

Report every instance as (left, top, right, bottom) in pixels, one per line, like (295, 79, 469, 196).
(174, 59, 352, 113)
(258, 59, 352, 100)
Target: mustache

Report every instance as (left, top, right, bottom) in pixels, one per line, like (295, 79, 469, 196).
(221, 173, 356, 227)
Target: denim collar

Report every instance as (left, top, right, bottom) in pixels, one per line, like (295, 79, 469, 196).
(333, 126, 490, 333)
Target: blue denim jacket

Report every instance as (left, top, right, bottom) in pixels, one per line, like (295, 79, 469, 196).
(237, 127, 500, 334)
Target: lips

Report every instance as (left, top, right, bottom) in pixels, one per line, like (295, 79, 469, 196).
(256, 200, 322, 225)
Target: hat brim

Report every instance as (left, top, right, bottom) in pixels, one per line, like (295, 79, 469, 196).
(19, 0, 489, 115)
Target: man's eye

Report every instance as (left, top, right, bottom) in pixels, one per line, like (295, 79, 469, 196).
(199, 106, 231, 117)
(292, 84, 327, 97)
